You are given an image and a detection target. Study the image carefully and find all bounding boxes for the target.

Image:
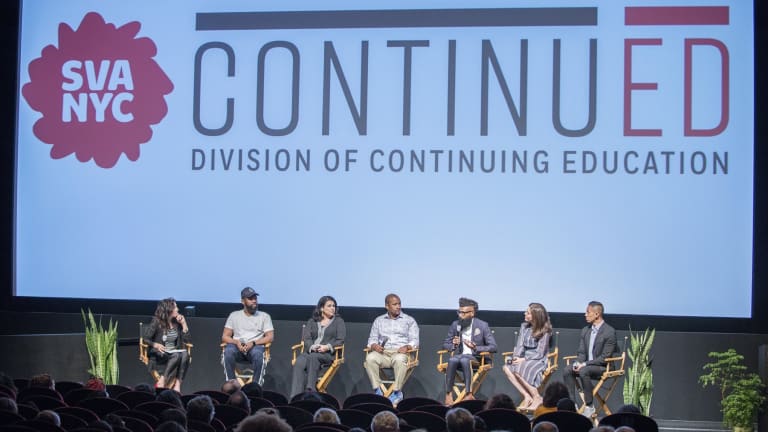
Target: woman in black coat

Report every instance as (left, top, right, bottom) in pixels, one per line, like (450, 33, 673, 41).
(144, 298, 191, 392)
(290, 295, 346, 397)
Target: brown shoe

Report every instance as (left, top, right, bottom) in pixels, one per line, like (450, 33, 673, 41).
(464, 393, 475, 401)
(445, 393, 454, 406)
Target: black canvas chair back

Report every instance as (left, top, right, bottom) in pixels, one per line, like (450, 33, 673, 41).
(134, 401, 178, 419)
(247, 397, 274, 412)
(57, 412, 88, 430)
(188, 419, 217, 432)
(113, 409, 159, 427)
(336, 409, 372, 430)
(295, 422, 349, 432)
(397, 411, 446, 432)
(290, 399, 333, 415)
(534, 411, 593, 432)
(54, 382, 84, 398)
(276, 405, 314, 429)
(452, 398, 486, 414)
(413, 404, 448, 418)
(342, 393, 392, 409)
(18, 387, 62, 402)
(118, 416, 154, 432)
(261, 390, 288, 407)
(290, 392, 340, 410)
(396, 397, 442, 412)
(600, 412, 659, 432)
(77, 398, 128, 418)
(20, 395, 66, 411)
(104, 385, 131, 398)
(212, 404, 249, 428)
(63, 389, 101, 407)
(15, 404, 38, 421)
(54, 407, 99, 424)
(116, 391, 155, 409)
(341, 403, 394, 417)
(476, 408, 530, 432)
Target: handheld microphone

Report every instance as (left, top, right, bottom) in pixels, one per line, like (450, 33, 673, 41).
(379, 336, 389, 349)
(455, 324, 462, 347)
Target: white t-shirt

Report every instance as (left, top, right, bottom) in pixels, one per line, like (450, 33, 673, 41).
(224, 309, 274, 342)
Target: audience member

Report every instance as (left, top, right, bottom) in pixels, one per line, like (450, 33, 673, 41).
(484, 393, 516, 410)
(187, 395, 215, 424)
(85, 377, 106, 392)
(556, 397, 577, 412)
(473, 415, 488, 432)
(534, 381, 570, 417)
(157, 389, 184, 409)
(370, 410, 400, 432)
(445, 407, 474, 432)
(255, 407, 280, 416)
(134, 382, 155, 394)
(0, 372, 17, 396)
(227, 390, 252, 413)
(29, 373, 55, 389)
(590, 427, 616, 432)
(159, 408, 188, 429)
(0, 397, 18, 414)
(35, 410, 61, 426)
(103, 413, 126, 430)
(156, 420, 187, 432)
(615, 427, 637, 432)
(313, 407, 340, 424)
(221, 379, 241, 395)
(532, 421, 559, 432)
(235, 412, 292, 432)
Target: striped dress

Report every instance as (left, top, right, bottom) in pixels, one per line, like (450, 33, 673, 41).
(504, 323, 551, 387)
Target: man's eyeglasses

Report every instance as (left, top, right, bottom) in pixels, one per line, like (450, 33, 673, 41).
(457, 309, 473, 315)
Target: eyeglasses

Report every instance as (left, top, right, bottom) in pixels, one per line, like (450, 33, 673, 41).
(457, 309, 473, 315)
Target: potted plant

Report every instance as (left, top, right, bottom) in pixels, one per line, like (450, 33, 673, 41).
(623, 327, 655, 415)
(700, 348, 766, 432)
(81, 309, 119, 385)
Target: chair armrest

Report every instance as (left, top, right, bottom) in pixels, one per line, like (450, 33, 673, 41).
(291, 343, 304, 351)
(501, 351, 515, 356)
(333, 345, 345, 362)
(563, 355, 577, 365)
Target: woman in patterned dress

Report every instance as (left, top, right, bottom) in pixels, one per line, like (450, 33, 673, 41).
(503, 302, 552, 410)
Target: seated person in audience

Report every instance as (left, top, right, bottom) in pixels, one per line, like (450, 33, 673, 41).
(615, 427, 636, 432)
(103, 414, 126, 430)
(442, 297, 497, 405)
(0, 397, 18, 414)
(236, 412, 292, 432)
(484, 393, 517, 411)
(445, 407, 475, 432)
(187, 395, 216, 424)
(144, 297, 191, 392)
(133, 382, 154, 394)
(35, 410, 61, 426)
(222, 287, 274, 385)
(563, 301, 618, 419)
(616, 403, 642, 414)
(534, 381, 570, 417)
(241, 382, 263, 398)
(157, 389, 184, 409)
(365, 293, 419, 406)
(29, 373, 55, 389)
(156, 420, 187, 432)
(556, 397, 577, 412)
(370, 410, 400, 432)
(227, 390, 252, 413)
(503, 302, 553, 410)
(0, 372, 17, 396)
(222, 379, 241, 395)
(532, 421, 559, 432)
(290, 295, 346, 397)
(313, 407, 341, 424)
(159, 408, 188, 429)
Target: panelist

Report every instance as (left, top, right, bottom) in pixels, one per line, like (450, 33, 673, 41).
(563, 300, 618, 418)
(442, 297, 497, 405)
(364, 293, 419, 406)
(144, 297, 191, 392)
(222, 287, 274, 385)
(502, 302, 552, 410)
(290, 295, 346, 397)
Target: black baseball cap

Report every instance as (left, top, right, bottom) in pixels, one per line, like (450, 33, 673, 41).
(241, 287, 259, 299)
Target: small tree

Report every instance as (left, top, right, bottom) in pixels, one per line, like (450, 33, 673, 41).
(623, 327, 655, 415)
(700, 349, 766, 431)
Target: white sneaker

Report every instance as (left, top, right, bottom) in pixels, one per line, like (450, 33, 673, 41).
(582, 404, 596, 418)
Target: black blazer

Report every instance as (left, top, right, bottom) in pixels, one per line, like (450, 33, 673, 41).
(576, 321, 618, 366)
(143, 320, 191, 354)
(301, 316, 346, 353)
(441, 318, 497, 356)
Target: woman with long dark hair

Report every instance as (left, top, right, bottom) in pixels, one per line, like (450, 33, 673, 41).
(290, 295, 346, 397)
(503, 302, 553, 410)
(144, 298, 191, 392)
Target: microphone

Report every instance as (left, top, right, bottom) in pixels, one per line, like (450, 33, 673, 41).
(379, 336, 389, 349)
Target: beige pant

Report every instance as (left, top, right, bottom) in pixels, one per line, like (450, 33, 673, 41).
(364, 350, 410, 391)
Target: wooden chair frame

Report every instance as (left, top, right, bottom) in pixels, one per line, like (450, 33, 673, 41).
(291, 341, 345, 393)
(501, 331, 559, 412)
(363, 347, 420, 397)
(139, 322, 193, 388)
(436, 350, 493, 403)
(220, 342, 272, 386)
(563, 336, 628, 420)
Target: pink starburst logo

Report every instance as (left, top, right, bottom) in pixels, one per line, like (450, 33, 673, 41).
(22, 12, 173, 168)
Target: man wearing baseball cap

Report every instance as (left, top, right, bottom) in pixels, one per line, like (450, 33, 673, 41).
(221, 287, 274, 385)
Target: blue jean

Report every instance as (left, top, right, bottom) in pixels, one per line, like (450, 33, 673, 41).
(223, 343, 266, 384)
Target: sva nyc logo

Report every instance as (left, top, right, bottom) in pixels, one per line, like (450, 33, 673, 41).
(22, 12, 173, 168)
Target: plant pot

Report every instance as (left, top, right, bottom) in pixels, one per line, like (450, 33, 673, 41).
(733, 426, 754, 432)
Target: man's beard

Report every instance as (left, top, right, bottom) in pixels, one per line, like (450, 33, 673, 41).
(459, 317, 473, 329)
(246, 304, 258, 314)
